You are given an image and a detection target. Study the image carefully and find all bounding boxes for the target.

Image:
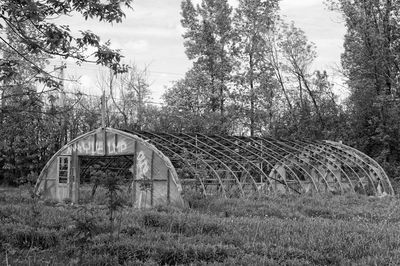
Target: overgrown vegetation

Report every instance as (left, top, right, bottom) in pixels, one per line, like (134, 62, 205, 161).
(2, 0, 400, 188)
(1, 187, 400, 265)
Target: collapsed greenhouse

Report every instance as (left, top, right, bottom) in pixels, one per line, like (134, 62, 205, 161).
(35, 127, 395, 208)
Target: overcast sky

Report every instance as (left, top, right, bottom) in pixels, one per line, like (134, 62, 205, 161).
(60, 0, 346, 101)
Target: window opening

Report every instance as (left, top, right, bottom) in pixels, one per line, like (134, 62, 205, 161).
(58, 156, 70, 183)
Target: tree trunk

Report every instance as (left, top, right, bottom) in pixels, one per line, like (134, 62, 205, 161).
(249, 54, 255, 137)
(299, 72, 325, 130)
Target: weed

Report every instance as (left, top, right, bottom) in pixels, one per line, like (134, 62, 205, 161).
(89, 169, 126, 241)
(12, 226, 59, 249)
(2, 187, 400, 265)
(69, 206, 102, 264)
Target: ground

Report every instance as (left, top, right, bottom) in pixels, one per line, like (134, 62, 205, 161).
(1, 186, 400, 265)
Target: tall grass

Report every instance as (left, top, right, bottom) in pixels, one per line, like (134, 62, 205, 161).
(1, 187, 400, 265)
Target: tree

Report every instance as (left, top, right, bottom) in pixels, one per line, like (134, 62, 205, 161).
(114, 65, 151, 130)
(278, 22, 326, 132)
(0, 0, 132, 184)
(0, 0, 131, 85)
(162, 68, 238, 134)
(232, 0, 279, 136)
(181, 0, 234, 130)
(0, 24, 49, 184)
(97, 64, 152, 130)
(327, 0, 400, 175)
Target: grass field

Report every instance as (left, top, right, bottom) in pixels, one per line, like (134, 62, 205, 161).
(1, 187, 400, 265)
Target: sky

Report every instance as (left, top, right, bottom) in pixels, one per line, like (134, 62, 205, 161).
(59, 0, 346, 102)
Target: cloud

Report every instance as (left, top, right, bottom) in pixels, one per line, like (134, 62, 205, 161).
(124, 40, 149, 52)
(58, 0, 345, 102)
(280, 0, 321, 9)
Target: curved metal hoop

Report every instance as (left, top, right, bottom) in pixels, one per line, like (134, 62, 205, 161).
(126, 130, 394, 197)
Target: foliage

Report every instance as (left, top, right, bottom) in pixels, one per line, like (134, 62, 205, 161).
(89, 169, 125, 241)
(180, 0, 235, 133)
(327, 0, 400, 179)
(0, 0, 133, 185)
(232, 0, 279, 136)
(163, 0, 346, 140)
(0, 0, 131, 82)
(70, 206, 102, 264)
(104, 64, 152, 130)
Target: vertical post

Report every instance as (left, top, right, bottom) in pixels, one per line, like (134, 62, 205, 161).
(167, 169, 170, 204)
(103, 128, 107, 156)
(150, 150, 154, 207)
(115, 133, 118, 153)
(71, 144, 80, 203)
(68, 154, 73, 201)
(75, 155, 80, 203)
(93, 133, 97, 153)
(132, 141, 137, 206)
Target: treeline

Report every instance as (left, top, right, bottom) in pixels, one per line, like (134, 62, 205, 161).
(162, 0, 400, 179)
(161, 0, 342, 139)
(1, 0, 400, 184)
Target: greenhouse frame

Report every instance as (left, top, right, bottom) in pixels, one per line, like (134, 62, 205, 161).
(35, 127, 394, 208)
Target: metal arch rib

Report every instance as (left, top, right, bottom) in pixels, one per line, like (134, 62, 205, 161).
(292, 140, 358, 193)
(273, 138, 338, 192)
(249, 136, 317, 193)
(334, 141, 393, 194)
(284, 139, 350, 193)
(160, 132, 244, 197)
(308, 141, 363, 191)
(344, 144, 394, 194)
(260, 137, 332, 191)
(290, 140, 360, 192)
(308, 140, 367, 193)
(178, 133, 252, 194)
(210, 135, 273, 187)
(233, 136, 307, 194)
(223, 135, 303, 194)
(139, 131, 230, 196)
(131, 131, 208, 195)
(194, 133, 262, 194)
(321, 141, 378, 195)
(281, 139, 343, 192)
(253, 136, 322, 193)
(325, 141, 394, 195)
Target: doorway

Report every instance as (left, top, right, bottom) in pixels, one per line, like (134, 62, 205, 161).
(78, 155, 135, 204)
